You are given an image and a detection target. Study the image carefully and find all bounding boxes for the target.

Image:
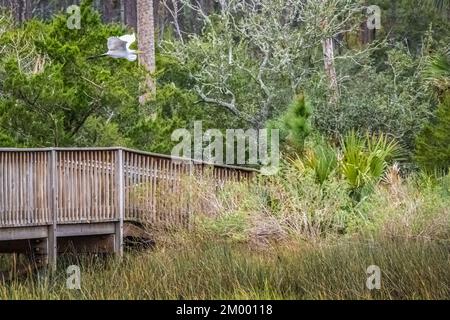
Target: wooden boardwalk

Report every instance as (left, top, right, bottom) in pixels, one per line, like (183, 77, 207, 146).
(0, 147, 256, 268)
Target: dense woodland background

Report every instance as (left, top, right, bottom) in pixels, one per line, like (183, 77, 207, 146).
(0, 0, 449, 171)
(3, 0, 449, 48)
(1, 0, 219, 36)
(0, 1, 449, 299)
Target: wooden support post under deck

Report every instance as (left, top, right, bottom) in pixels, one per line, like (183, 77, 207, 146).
(48, 149, 58, 270)
(114, 149, 124, 258)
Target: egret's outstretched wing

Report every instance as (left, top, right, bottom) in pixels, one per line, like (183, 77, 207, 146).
(107, 37, 128, 51)
(119, 33, 136, 50)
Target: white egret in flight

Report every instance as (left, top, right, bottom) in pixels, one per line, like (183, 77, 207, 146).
(88, 33, 142, 61)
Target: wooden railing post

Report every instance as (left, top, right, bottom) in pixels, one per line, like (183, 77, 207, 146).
(48, 149, 57, 270)
(114, 149, 124, 258)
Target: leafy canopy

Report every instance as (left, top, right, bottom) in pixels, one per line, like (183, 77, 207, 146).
(0, 1, 144, 147)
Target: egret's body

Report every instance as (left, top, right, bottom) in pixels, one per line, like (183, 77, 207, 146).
(89, 33, 141, 61)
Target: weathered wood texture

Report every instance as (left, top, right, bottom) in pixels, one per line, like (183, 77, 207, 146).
(0, 148, 256, 229)
(0, 151, 51, 227)
(56, 150, 117, 224)
(123, 150, 254, 227)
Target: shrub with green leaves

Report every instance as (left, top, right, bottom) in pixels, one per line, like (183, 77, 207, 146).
(350, 173, 450, 241)
(341, 131, 403, 200)
(300, 139, 337, 185)
(424, 50, 450, 95)
(310, 48, 434, 152)
(415, 94, 450, 172)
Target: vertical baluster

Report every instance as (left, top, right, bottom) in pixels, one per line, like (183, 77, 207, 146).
(82, 151, 87, 221)
(99, 151, 104, 221)
(35, 152, 40, 224)
(146, 155, 150, 222)
(38, 152, 42, 224)
(26, 152, 31, 225)
(0, 153, 4, 225)
(58, 152, 63, 223)
(131, 152, 136, 219)
(6, 152, 10, 225)
(150, 156, 156, 224)
(106, 151, 111, 220)
(12, 152, 16, 225)
(93, 151, 98, 221)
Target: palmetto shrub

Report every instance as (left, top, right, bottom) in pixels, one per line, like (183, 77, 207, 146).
(340, 131, 403, 200)
(300, 141, 338, 185)
(424, 48, 450, 95)
(289, 131, 403, 201)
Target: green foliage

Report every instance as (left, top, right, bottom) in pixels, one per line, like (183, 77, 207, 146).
(127, 83, 191, 153)
(306, 145, 337, 186)
(289, 131, 402, 200)
(310, 47, 434, 152)
(0, 1, 228, 152)
(74, 116, 131, 147)
(341, 131, 402, 200)
(195, 212, 250, 243)
(424, 49, 450, 95)
(0, 1, 145, 147)
(283, 94, 312, 152)
(351, 172, 450, 240)
(415, 94, 450, 172)
(373, 0, 450, 54)
(292, 137, 337, 185)
(166, 0, 363, 129)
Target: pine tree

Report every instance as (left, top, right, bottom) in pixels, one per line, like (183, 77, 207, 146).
(137, 0, 156, 102)
(283, 94, 312, 152)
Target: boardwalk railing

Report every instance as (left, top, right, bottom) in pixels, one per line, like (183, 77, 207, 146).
(0, 148, 257, 229)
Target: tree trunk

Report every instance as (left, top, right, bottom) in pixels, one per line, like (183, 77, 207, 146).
(322, 38, 339, 104)
(320, 0, 339, 105)
(120, 0, 125, 24)
(11, 0, 32, 23)
(137, 0, 156, 103)
(359, 1, 376, 45)
(124, 0, 138, 29)
(359, 20, 376, 45)
(103, 0, 115, 23)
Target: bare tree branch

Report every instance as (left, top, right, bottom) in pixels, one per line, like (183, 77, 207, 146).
(164, 0, 363, 127)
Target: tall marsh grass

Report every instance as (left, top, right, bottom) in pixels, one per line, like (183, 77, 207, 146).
(0, 237, 448, 299)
